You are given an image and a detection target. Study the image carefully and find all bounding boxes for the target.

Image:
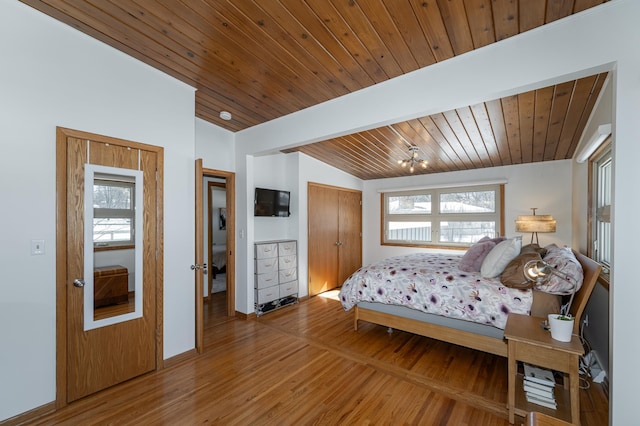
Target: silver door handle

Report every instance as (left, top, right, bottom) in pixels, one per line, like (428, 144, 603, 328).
(73, 278, 85, 288)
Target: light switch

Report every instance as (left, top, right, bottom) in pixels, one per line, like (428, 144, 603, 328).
(31, 239, 45, 255)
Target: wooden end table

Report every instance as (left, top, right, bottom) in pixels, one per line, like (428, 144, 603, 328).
(504, 313, 584, 425)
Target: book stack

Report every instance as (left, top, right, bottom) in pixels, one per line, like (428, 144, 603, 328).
(523, 363, 557, 409)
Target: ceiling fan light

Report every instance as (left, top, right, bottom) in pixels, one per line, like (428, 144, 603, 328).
(409, 166, 415, 173)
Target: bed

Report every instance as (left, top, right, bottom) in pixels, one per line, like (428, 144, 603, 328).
(339, 246, 601, 357)
(210, 244, 227, 278)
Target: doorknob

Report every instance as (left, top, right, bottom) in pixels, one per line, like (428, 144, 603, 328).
(73, 278, 85, 288)
(190, 264, 202, 271)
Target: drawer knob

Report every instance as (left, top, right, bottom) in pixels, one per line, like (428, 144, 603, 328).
(73, 278, 85, 288)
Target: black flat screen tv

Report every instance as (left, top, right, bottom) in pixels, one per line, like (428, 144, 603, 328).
(254, 187, 291, 217)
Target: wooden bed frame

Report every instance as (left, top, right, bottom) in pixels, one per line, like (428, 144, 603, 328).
(353, 250, 602, 357)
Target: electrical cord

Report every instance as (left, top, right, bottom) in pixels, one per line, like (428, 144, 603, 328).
(577, 319, 594, 390)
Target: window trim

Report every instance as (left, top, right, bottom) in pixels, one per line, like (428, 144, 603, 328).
(587, 137, 612, 281)
(380, 184, 505, 249)
(92, 175, 136, 249)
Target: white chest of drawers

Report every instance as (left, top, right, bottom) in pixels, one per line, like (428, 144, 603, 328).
(254, 240, 298, 315)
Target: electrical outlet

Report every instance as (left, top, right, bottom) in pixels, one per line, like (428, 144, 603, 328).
(583, 314, 589, 327)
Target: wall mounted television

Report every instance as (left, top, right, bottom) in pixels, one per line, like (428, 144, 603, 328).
(254, 187, 291, 217)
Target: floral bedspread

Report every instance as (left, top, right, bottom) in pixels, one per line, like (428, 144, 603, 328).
(339, 253, 533, 330)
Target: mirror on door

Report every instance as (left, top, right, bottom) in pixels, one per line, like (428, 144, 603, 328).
(84, 164, 143, 330)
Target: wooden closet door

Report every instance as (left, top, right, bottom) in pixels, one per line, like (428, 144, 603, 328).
(308, 184, 339, 296)
(338, 190, 362, 284)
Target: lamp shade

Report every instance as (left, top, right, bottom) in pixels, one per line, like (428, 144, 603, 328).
(515, 215, 556, 233)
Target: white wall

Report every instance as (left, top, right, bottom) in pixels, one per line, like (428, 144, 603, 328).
(253, 154, 297, 242)
(0, 2, 196, 421)
(234, 2, 640, 422)
(195, 117, 235, 171)
(363, 160, 572, 264)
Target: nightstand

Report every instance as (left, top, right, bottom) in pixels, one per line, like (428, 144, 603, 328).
(504, 313, 584, 425)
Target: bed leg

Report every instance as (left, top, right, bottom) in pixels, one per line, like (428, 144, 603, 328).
(354, 307, 359, 331)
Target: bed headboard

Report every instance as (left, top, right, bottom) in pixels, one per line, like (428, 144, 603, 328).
(570, 250, 602, 334)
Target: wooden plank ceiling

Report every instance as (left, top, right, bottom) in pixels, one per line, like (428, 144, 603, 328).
(22, 0, 609, 180)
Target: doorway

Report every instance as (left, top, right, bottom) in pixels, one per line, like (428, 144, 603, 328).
(55, 127, 163, 406)
(205, 180, 229, 325)
(195, 160, 236, 353)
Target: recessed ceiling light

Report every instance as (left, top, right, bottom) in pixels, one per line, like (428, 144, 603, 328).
(219, 111, 232, 121)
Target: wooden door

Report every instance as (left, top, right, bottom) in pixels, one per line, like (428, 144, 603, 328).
(308, 183, 362, 296)
(57, 128, 161, 404)
(338, 190, 362, 284)
(308, 184, 339, 296)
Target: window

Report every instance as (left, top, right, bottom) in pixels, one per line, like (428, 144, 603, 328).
(592, 144, 612, 273)
(382, 184, 503, 248)
(93, 176, 135, 248)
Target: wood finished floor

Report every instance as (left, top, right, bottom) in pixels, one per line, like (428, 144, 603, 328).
(25, 291, 608, 425)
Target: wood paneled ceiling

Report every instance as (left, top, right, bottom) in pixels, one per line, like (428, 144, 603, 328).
(284, 73, 608, 179)
(23, 0, 609, 179)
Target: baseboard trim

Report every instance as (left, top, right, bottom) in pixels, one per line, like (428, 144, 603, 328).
(235, 310, 256, 320)
(0, 401, 56, 426)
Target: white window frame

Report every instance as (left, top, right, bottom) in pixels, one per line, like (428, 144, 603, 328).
(382, 184, 504, 248)
(591, 143, 612, 273)
(93, 174, 136, 249)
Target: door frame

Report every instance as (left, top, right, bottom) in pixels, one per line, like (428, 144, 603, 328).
(55, 127, 164, 408)
(195, 162, 236, 353)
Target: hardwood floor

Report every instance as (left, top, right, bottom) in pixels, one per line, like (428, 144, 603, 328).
(23, 292, 608, 425)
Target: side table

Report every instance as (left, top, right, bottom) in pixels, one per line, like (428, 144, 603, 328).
(504, 313, 584, 425)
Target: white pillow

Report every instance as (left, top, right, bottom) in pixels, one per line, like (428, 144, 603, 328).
(480, 238, 522, 278)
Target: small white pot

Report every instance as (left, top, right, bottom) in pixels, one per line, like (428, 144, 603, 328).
(547, 314, 575, 342)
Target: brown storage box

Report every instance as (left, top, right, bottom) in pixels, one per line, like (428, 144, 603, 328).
(94, 265, 129, 308)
